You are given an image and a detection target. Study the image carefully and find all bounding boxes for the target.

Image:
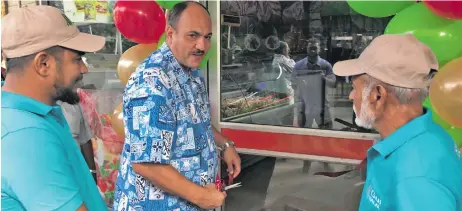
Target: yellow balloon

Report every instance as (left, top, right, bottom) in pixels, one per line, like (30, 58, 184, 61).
(430, 57, 462, 127)
(111, 103, 125, 137)
(117, 43, 158, 85)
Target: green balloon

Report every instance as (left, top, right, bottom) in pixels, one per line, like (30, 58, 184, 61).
(347, 0, 414, 18)
(157, 34, 166, 50)
(199, 42, 216, 70)
(423, 97, 462, 147)
(156, 1, 182, 10)
(447, 127, 462, 148)
(385, 3, 462, 67)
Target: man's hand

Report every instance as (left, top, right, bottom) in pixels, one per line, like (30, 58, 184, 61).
(211, 127, 241, 178)
(196, 184, 226, 209)
(223, 147, 241, 178)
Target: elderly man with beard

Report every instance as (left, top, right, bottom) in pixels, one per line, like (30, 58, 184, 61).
(1, 6, 107, 211)
(334, 34, 462, 211)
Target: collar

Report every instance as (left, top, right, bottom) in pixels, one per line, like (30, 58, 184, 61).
(372, 109, 432, 157)
(1, 91, 55, 116)
(307, 56, 320, 65)
(158, 42, 202, 85)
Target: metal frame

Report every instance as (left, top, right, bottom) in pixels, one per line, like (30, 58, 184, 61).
(206, 1, 379, 164)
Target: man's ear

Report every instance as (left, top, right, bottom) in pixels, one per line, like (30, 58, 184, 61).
(165, 25, 175, 45)
(372, 84, 388, 112)
(32, 52, 53, 77)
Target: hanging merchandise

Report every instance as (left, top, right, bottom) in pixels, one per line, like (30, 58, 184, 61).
(63, 0, 112, 23)
(2, 0, 7, 17)
(113, 0, 166, 44)
(265, 36, 280, 51)
(78, 89, 124, 206)
(244, 34, 261, 52)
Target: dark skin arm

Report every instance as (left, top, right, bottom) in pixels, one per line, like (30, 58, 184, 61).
(80, 141, 97, 182)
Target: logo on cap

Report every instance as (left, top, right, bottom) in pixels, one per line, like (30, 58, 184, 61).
(62, 14, 73, 26)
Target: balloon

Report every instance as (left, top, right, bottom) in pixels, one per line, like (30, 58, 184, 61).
(156, 0, 183, 9)
(156, 34, 167, 50)
(117, 43, 158, 85)
(199, 42, 216, 70)
(423, 97, 462, 147)
(447, 126, 462, 148)
(347, 0, 414, 18)
(429, 57, 462, 127)
(113, 1, 166, 44)
(111, 103, 125, 137)
(423, 1, 462, 20)
(385, 3, 462, 67)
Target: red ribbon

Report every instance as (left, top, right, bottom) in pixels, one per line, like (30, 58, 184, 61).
(215, 155, 234, 191)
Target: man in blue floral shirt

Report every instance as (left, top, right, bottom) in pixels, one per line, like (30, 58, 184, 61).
(113, 2, 241, 211)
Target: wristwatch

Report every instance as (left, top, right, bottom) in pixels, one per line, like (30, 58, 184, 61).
(218, 140, 235, 152)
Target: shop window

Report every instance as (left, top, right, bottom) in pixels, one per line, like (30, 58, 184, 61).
(220, 1, 391, 133)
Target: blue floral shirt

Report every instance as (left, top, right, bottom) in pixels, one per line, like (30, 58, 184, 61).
(113, 43, 219, 211)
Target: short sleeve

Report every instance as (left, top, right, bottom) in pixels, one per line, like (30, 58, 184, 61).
(395, 177, 456, 211)
(60, 103, 82, 140)
(2, 128, 83, 211)
(324, 61, 334, 75)
(123, 86, 176, 165)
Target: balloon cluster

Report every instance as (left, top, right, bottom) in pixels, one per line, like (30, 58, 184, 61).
(347, 1, 462, 147)
(110, 0, 212, 137)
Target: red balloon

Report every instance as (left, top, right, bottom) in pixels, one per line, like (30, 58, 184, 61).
(424, 1, 462, 20)
(113, 1, 166, 44)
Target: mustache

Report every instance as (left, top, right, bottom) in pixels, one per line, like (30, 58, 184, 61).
(192, 50, 205, 56)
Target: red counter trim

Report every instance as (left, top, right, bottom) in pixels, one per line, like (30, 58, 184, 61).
(221, 128, 373, 160)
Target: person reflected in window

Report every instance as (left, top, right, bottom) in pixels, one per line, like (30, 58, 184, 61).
(272, 41, 296, 104)
(291, 38, 336, 129)
(291, 38, 336, 173)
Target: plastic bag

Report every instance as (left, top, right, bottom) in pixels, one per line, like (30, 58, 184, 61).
(78, 89, 124, 207)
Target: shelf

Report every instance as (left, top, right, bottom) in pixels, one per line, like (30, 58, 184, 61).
(222, 63, 243, 68)
(74, 21, 114, 26)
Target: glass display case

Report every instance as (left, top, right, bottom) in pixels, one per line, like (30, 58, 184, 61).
(218, 1, 391, 133)
(205, 2, 387, 210)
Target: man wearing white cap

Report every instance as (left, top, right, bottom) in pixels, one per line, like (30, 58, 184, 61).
(333, 34, 462, 211)
(1, 5, 107, 210)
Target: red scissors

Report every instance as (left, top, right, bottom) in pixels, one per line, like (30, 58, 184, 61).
(215, 155, 239, 191)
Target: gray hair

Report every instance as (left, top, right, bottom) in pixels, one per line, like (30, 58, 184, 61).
(363, 74, 428, 104)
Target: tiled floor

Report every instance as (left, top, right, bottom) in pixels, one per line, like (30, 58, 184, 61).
(263, 159, 364, 211)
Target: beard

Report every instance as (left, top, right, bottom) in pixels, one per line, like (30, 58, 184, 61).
(55, 87, 80, 105)
(353, 98, 376, 129)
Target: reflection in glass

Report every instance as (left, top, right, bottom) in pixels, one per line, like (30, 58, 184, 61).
(220, 1, 391, 132)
